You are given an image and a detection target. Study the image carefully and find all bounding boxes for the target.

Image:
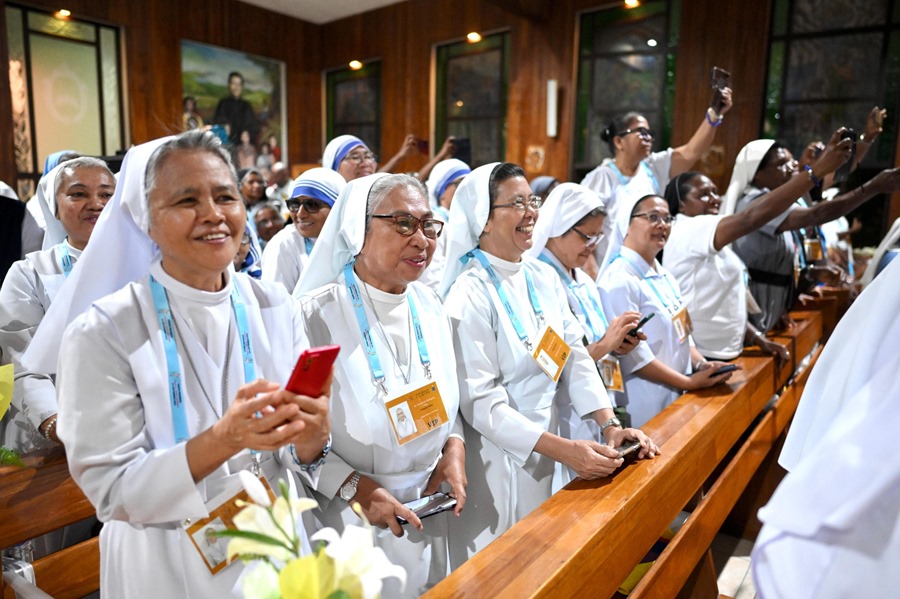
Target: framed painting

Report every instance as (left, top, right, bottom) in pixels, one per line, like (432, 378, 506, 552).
(181, 40, 287, 172)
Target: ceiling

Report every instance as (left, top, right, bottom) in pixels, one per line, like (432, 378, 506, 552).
(237, 0, 406, 25)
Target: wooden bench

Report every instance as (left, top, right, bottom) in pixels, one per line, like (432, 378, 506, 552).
(424, 311, 823, 598)
(0, 447, 98, 599)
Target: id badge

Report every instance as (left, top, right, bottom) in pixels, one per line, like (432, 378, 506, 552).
(183, 475, 276, 574)
(671, 306, 693, 344)
(803, 238, 823, 261)
(532, 325, 571, 382)
(384, 380, 449, 445)
(599, 355, 624, 392)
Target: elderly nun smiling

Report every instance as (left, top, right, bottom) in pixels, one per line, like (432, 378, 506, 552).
(439, 162, 657, 563)
(28, 130, 330, 599)
(294, 173, 464, 598)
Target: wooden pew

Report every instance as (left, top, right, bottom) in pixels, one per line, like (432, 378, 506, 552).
(424, 311, 823, 599)
(0, 447, 99, 599)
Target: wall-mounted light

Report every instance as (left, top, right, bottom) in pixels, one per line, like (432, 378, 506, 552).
(624, 0, 640, 8)
(647, 38, 658, 47)
(348, 60, 363, 70)
(466, 32, 482, 43)
(455, 100, 464, 107)
(546, 80, 558, 138)
(55, 9, 71, 18)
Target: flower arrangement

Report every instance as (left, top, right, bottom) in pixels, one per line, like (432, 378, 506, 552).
(219, 471, 406, 599)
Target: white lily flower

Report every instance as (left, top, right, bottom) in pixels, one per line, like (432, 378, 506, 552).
(239, 470, 272, 507)
(311, 524, 407, 599)
(241, 562, 281, 599)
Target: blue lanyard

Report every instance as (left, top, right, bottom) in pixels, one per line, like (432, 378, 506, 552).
(149, 275, 256, 443)
(303, 236, 314, 256)
(59, 243, 73, 278)
(616, 253, 682, 311)
(792, 231, 808, 268)
(608, 161, 660, 195)
(469, 248, 544, 350)
(537, 253, 607, 341)
(342, 261, 431, 395)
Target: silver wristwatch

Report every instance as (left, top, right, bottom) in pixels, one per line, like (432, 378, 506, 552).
(339, 472, 361, 502)
(599, 417, 622, 437)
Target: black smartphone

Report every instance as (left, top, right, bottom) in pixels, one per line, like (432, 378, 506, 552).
(712, 364, 739, 376)
(832, 129, 858, 184)
(709, 67, 731, 114)
(628, 312, 656, 337)
(416, 138, 429, 155)
(452, 138, 472, 166)
(396, 492, 458, 525)
(616, 440, 642, 458)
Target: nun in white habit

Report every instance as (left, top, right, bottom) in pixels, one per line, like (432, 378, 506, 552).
(419, 158, 471, 292)
(322, 134, 377, 182)
(259, 167, 345, 294)
(752, 258, 900, 598)
(524, 183, 652, 487)
(0, 157, 115, 453)
(25, 130, 330, 599)
(294, 173, 465, 597)
(439, 162, 657, 562)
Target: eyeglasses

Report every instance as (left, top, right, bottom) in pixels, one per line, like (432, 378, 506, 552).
(631, 212, 674, 226)
(240, 234, 251, 246)
(490, 195, 544, 213)
(371, 213, 444, 239)
(569, 226, 604, 248)
(287, 198, 328, 213)
(617, 126, 654, 140)
(342, 151, 377, 164)
(693, 191, 720, 203)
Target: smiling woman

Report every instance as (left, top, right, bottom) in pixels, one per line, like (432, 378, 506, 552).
(0, 157, 115, 455)
(24, 130, 331, 599)
(292, 173, 464, 598)
(440, 163, 657, 564)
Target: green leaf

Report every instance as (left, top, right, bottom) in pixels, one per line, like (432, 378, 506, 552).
(214, 529, 293, 551)
(0, 447, 24, 468)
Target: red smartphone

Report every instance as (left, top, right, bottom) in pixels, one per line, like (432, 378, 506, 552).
(286, 345, 340, 397)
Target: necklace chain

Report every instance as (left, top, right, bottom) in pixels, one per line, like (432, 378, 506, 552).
(171, 310, 233, 419)
(360, 281, 413, 385)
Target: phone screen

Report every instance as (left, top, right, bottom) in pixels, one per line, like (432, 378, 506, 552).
(833, 129, 858, 184)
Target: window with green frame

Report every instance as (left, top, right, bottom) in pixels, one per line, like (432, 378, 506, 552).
(325, 61, 382, 157)
(6, 4, 125, 198)
(763, 0, 900, 242)
(572, 0, 679, 182)
(435, 33, 509, 168)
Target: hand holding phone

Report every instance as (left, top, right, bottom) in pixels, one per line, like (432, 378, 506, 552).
(709, 66, 731, 114)
(285, 345, 339, 397)
(833, 129, 858, 184)
(628, 313, 655, 337)
(712, 364, 739, 376)
(615, 440, 642, 458)
(396, 492, 458, 525)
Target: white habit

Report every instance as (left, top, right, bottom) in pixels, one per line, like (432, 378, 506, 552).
(297, 277, 462, 598)
(57, 263, 312, 599)
(599, 246, 690, 427)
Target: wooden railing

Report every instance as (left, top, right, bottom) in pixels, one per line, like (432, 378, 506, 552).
(0, 308, 830, 599)
(0, 448, 98, 599)
(425, 310, 824, 599)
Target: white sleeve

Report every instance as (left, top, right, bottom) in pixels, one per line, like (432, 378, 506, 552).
(57, 309, 208, 524)
(599, 275, 655, 374)
(550, 270, 610, 415)
(446, 275, 546, 467)
(0, 260, 57, 429)
(260, 235, 301, 293)
(649, 148, 674, 186)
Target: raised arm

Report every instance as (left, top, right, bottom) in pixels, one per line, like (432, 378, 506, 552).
(714, 129, 852, 250)
(670, 87, 733, 176)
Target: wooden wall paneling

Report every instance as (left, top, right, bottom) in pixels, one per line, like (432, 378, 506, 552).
(673, 0, 774, 191)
